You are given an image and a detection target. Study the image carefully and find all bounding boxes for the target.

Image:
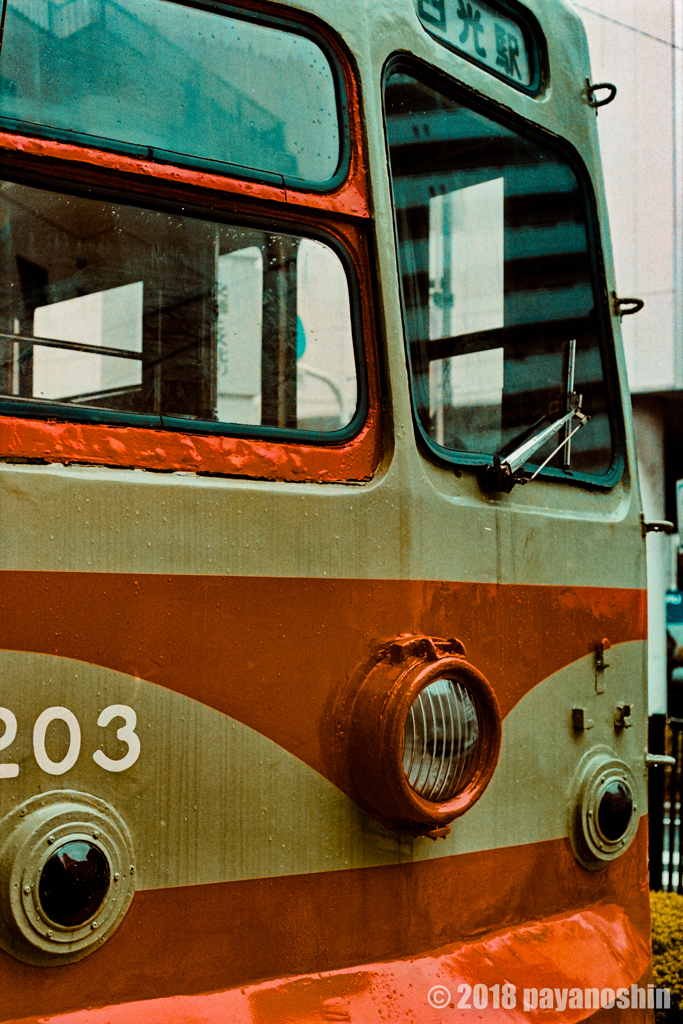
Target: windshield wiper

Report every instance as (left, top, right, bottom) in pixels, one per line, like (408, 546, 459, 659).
(484, 339, 590, 493)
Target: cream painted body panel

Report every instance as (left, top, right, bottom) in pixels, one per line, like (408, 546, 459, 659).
(0, 0, 644, 594)
(0, 643, 647, 888)
(0, 459, 642, 590)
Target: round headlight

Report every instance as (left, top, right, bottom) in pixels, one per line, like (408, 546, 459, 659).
(343, 635, 501, 836)
(403, 678, 480, 801)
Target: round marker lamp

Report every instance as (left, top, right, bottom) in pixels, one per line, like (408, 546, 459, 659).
(570, 748, 639, 870)
(597, 779, 633, 843)
(0, 791, 135, 965)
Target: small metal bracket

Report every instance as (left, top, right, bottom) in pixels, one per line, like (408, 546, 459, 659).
(384, 634, 466, 664)
(403, 819, 452, 840)
(614, 704, 632, 730)
(420, 824, 451, 840)
(595, 638, 611, 693)
(612, 291, 644, 318)
(641, 515, 675, 538)
(572, 708, 593, 732)
(586, 79, 617, 112)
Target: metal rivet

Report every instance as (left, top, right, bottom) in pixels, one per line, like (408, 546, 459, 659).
(46, 930, 53, 937)
(113, 872, 120, 882)
(92, 831, 100, 839)
(588, 810, 594, 817)
(91, 920, 98, 930)
(129, 865, 135, 874)
(23, 885, 31, 895)
(47, 836, 55, 845)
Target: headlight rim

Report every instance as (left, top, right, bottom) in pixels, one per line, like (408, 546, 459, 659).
(379, 655, 501, 826)
(346, 636, 502, 833)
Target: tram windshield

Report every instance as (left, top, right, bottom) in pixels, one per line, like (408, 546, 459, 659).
(0, 181, 358, 435)
(385, 69, 615, 481)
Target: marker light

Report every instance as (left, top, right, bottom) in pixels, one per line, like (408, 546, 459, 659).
(403, 679, 479, 801)
(570, 748, 639, 870)
(0, 791, 135, 966)
(343, 635, 501, 836)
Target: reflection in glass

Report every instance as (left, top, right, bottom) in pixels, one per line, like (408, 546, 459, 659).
(0, 0, 340, 183)
(385, 71, 613, 478)
(39, 840, 110, 927)
(0, 180, 357, 433)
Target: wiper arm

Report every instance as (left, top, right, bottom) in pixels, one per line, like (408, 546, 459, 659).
(484, 339, 590, 492)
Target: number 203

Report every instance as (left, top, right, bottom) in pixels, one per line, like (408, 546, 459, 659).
(0, 705, 140, 778)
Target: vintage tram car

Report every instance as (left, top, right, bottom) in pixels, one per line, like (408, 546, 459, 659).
(0, 0, 655, 1020)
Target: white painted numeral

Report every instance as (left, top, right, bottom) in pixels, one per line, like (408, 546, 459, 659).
(0, 704, 141, 778)
(93, 705, 141, 773)
(0, 708, 18, 778)
(33, 707, 81, 776)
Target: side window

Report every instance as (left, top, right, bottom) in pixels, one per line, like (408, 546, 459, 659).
(384, 69, 618, 484)
(0, 181, 358, 437)
(0, 0, 342, 186)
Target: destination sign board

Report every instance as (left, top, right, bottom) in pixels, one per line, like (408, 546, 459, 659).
(416, 0, 534, 89)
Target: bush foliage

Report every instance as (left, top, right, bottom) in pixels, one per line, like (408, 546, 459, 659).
(652, 890, 683, 1022)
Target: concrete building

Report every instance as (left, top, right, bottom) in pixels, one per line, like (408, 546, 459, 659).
(577, 0, 683, 715)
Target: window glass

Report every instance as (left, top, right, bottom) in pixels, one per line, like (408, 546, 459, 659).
(0, 180, 358, 435)
(385, 71, 614, 480)
(0, 0, 340, 184)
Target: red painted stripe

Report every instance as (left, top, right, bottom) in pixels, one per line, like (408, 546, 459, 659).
(0, 574, 646, 791)
(8, 905, 650, 1024)
(0, 400, 382, 481)
(0, 827, 649, 1020)
(0, 131, 370, 219)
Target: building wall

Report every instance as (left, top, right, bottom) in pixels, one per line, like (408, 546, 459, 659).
(577, 0, 683, 714)
(576, 0, 682, 393)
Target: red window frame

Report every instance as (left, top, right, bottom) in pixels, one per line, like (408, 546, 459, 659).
(0, 3, 381, 484)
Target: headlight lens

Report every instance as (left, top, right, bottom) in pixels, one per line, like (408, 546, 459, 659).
(403, 678, 480, 801)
